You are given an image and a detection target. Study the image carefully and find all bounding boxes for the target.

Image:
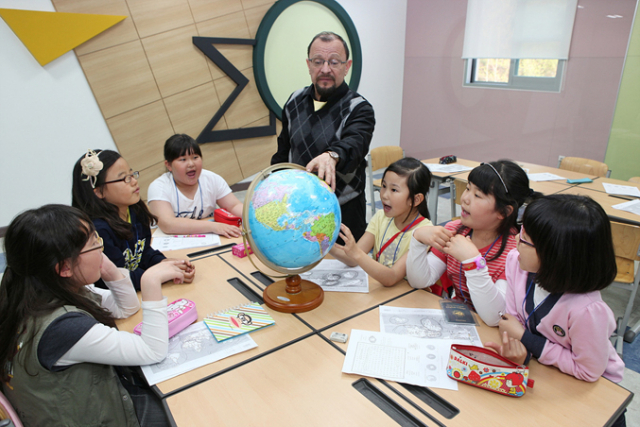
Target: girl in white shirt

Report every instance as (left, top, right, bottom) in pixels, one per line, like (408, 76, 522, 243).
(0, 204, 185, 426)
(148, 134, 244, 238)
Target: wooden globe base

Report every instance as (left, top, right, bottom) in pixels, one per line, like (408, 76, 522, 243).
(263, 275, 324, 313)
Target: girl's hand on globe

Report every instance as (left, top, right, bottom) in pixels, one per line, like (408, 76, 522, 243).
(210, 222, 242, 238)
(335, 224, 364, 262)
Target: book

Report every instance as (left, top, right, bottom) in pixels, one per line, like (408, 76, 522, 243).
(204, 302, 275, 342)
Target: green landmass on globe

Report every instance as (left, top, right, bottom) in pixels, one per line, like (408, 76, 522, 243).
(246, 168, 342, 270)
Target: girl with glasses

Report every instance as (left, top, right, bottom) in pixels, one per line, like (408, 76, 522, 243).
(72, 149, 195, 291)
(485, 194, 625, 426)
(407, 160, 539, 326)
(147, 134, 244, 238)
(0, 204, 186, 426)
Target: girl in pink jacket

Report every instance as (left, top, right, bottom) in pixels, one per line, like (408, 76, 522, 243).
(485, 194, 625, 425)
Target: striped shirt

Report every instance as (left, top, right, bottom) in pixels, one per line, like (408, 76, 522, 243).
(432, 220, 517, 306)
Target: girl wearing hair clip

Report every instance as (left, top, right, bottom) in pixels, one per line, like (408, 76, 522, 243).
(407, 160, 539, 326)
(72, 149, 196, 290)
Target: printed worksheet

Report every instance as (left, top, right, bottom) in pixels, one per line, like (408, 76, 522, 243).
(140, 322, 256, 385)
(612, 199, 640, 216)
(151, 228, 221, 251)
(300, 259, 369, 293)
(527, 172, 566, 182)
(379, 306, 481, 346)
(342, 329, 457, 390)
(603, 183, 640, 198)
(423, 163, 473, 173)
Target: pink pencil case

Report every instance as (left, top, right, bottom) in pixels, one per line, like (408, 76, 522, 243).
(134, 298, 198, 338)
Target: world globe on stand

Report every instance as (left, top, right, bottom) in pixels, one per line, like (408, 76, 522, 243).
(242, 163, 342, 312)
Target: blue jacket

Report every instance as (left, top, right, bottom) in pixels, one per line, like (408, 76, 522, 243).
(94, 210, 165, 291)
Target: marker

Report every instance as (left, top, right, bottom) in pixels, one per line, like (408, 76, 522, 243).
(174, 234, 207, 238)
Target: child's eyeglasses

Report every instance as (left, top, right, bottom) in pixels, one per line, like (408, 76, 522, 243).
(104, 171, 140, 185)
(518, 226, 535, 248)
(80, 232, 104, 254)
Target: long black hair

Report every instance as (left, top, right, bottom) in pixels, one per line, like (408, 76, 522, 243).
(0, 205, 117, 383)
(523, 194, 617, 294)
(72, 149, 157, 240)
(383, 157, 431, 222)
(464, 160, 539, 261)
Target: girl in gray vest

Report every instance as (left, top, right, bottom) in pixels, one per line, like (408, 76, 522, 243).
(0, 204, 185, 426)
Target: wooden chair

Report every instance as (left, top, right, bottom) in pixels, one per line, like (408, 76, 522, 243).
(609, 221, 640, 357)
(628, 177, 640, 184)
(558, 156, 611, 177)
(367, 146, 404, 216)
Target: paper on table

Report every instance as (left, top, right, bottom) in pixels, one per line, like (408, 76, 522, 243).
(527, 172, 566, 182)
(140, 322, 256, 385)
(423, 163, 473, 173)
(299, 259, 369, 293)
(379, 306, 481, 346)
(342, 329, 458, 390)
(612, 199, 640, 216)
(151, 228, 221, 251)
(603, 183, 640, 198)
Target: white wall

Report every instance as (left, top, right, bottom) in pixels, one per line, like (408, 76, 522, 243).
(0, 0, 117, 227)
(0, 0, 406, 227)
(339, 0, 407, 151)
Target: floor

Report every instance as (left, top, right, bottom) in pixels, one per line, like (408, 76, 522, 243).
(1, 171, 638, 425)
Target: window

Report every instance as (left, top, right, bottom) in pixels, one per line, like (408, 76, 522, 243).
(464, 58, 565, 92)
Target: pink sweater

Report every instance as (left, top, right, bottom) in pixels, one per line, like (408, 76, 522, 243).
(505, 250, 624, 383)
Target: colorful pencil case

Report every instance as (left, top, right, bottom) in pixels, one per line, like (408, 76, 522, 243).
(134, 298, 198, 338)
(232, 243, 252, 258)
(447, 344, 533, 397)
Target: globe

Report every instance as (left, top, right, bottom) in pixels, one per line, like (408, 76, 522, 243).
(242, 163, 342, 312)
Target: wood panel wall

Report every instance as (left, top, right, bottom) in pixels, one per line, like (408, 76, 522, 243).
(52, 0, 280, 199)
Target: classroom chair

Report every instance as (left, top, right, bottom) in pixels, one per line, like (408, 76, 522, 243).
(609, 221, 640, 357)
(0, 390, 22, 427)
(557, 156, 611, 177)
(628, 177, 640, 184)
(367, 146, 404, 216)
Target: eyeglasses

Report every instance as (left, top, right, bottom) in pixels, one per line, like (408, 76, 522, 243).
(104, 171, 139, 185)
(518, 226, 535, 248)
(80, 232, 104, 254)
(308, 58, 347, 70)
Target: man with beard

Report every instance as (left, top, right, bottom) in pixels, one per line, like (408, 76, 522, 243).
(271, 31, 376, 241)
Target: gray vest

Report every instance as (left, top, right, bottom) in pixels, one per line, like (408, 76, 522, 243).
(2, 298, 140, 427)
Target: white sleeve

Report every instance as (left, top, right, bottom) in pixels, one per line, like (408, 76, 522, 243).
(205, 170, 232, 203)
(464, 265, 507, 327)
(406, 234, 446, 289)
(147, 174, 172, 203)
(86, 268, 140, 319)
(56, 298, 169, 367)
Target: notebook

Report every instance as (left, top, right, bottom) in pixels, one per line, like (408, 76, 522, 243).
(204, 302, 275, 342)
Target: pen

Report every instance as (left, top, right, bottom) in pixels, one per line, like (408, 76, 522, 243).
(499, 311, 507, 320)
(608, 194, 637, 201)
(174, 234, 207, 238)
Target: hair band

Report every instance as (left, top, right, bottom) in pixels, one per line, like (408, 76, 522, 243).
(80, 149, 103, 189)
(481, 162, 509, 194)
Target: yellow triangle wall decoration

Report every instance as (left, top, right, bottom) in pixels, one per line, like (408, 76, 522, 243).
(0, 8, 126, 66)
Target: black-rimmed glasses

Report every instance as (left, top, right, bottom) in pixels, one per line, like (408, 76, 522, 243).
(80, 232, 104, 254)
(308, 58, 347, 69)
(104, 171, 139, 185)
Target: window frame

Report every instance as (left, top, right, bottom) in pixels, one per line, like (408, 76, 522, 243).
(463, 58, 566, 93)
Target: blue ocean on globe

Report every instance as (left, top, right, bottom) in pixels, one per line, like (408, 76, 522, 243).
(247, 169, 341, 269)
